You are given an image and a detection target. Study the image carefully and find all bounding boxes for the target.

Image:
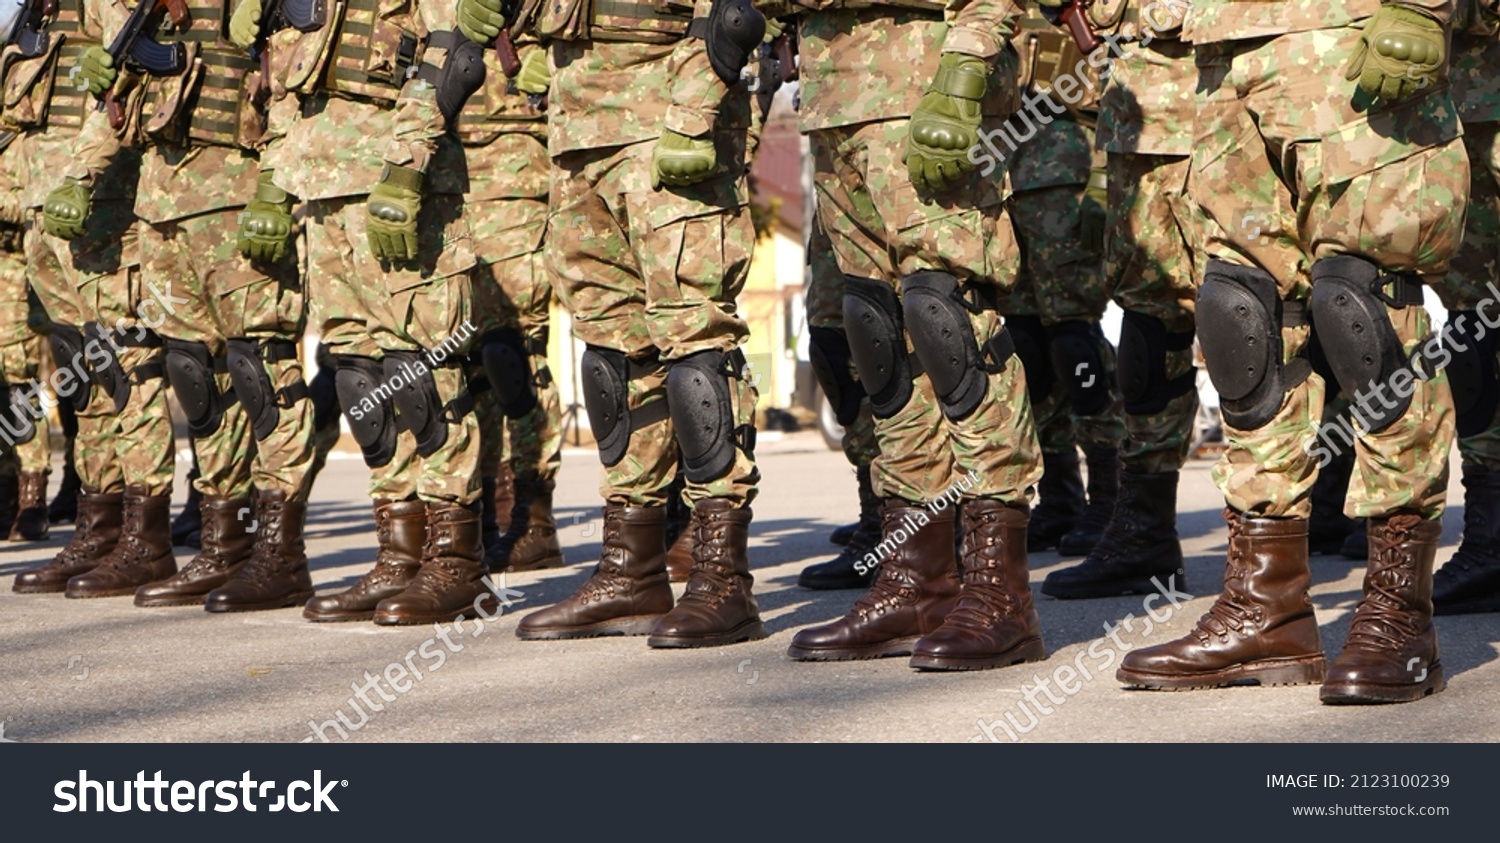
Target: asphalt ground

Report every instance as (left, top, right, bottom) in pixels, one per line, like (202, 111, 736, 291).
(2, 431, 1498, 743)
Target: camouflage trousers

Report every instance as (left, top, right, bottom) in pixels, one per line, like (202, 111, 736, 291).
(806, 209, 878, 467)
(1433, 120, 1500, 469)
(463, 133, 562, 482)
(26, 202, 174, 496)
(1001, 117, 1124, 457)
(0, 245, 50, 476)
(1194, 27, 1468, 519)
(307, 195, 479, 505)
(812, 118, 1041, 505)
(1107, 151, 1200, 473)
(142, 207, 314, 502)
(547, 136, 759, 507)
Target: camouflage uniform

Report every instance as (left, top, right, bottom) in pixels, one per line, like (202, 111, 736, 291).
(1427, 1, 1500, 616)
(786, 0, 1052, 671)
(1120, 0, 1468, 703)
(0, 137, 51, 519)
(457, 47, 565, 572)
(9, 0, 168, 595)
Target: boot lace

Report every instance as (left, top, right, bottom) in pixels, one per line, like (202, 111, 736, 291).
(1345, 522, 1420, 652)
(1193, 516, 1260, 643)
(942, 508, 1018, 630)
(680, 516, 737, 609)
(576, 514, 632, 604)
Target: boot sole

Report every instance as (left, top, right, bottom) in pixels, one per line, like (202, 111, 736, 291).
(496, 553, 565, 574)
(372, 595, 500, 626)
(517, 615, 664, 640)
(1117, 655, 1326, 690)
(135, 594, 211, 608)
(1320, 664, 1446, 705)
(909, 636, 1047, 671)
(205, 589, 316, 614)
(647, 619, 767, 649)
(787, 636, 919, 661)
(302, 608, 378, 623)
(1041, 574, 1185, 601)
(12, 582, 69, 594)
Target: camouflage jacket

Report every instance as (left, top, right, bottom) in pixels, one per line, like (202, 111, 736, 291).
(796, 0, 1028, 133)
(1184, 0, 1454, 44)
(1453, 0, 1500, 123)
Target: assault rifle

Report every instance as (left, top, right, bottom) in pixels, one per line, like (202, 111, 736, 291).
(96, 0, 191, 130)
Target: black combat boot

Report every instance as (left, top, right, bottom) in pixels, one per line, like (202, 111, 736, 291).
(1309, 439, 1360, 555)
(9, 470, 49, 541)
(799, 464, 882, 590)
(1042, 470, 1185, 599)
(1058, 448, 1119, 556)
(1027, 450, 1084, 553)
(1433, 461, 1500, 615)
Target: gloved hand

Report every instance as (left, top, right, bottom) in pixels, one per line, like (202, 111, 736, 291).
(1344, 4, 1445, 104)
(229, 0, 264, 50)
(366, 164, 423, 262)
(458, 0, 507, 46)
(237, 170, 295, 263)
(516, 46, 550, 96)
(70, 46, 117, 97)
(905, 52, 988, 193)
(42, 178, 92, 241)
(763, 15, 785, 42)
(651, 129, 717, 189)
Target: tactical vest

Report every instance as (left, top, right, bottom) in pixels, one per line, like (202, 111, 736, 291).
(271, 0, 421, 106)
(788, 0, 943, 14)
(0, 0, 90, 132)
(1015, 9, 1099, 116)
(133, 0, 260, 148)
(534, 0, 694, 43)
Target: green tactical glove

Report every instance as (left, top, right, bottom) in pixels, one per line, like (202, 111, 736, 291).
(905, 52, 988, 193)
(42, 178, 92, 241)
(1080, 167, 1108, 256)
(366, 164, 423, 263)
(70, 46, 117, 97)
(229, 0, 265, 50)
(458, 0, 507, 46)
(237, 170, 295, 263)
(516, 46, 550, 96)
(651, 128, 717, 189)
(1344, 4, 1446, 104)
(763, 16, 785, 42)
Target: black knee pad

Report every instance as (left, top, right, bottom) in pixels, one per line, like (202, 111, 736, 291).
(1309, 256, 1425, 434)
(334, 354, 396, 468)
(386, 350, 472, 458)
(1198, 260, 1310, 430)
(83, 322, 128, 414)
(808, 326, 864, 427)
(227, 338, 309, 442)
(580, 345, 670, 467)
(3, 385, 38, 445)
(1117, 310, 1196, 416)
(844, 275, 916, 419)
(667, 348, 755, 484)
(164, 339, 229, 437)
(902, 271, 989, 421)
(1444, 310, 1500, 438)
(1048, 320, 1113, 417)
(47, 322, 92, 412)
(1006, 314, 1053, 404)
(479, 328, 538, 420)
(688, 0, 766, 85)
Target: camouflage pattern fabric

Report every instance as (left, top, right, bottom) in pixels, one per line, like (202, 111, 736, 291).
(1194, 25, 1467, 520)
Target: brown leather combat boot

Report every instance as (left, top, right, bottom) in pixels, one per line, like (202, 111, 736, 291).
(136, 496, 254, 607)
(66, 485, 176, 598)
(204, 489, 314, 612)
(788, 500, 960, 660)
(1321, 514, 1446, 704)
(304, 499, 425, 622)
(9, 470, 49, 541)
(517, 504, 674, 639)
(374, 500, 497, 625)
(13, 488, 123, 593)
(648, 499, 765, 648)
(911, 500, 1046, 670)
(664, 477, 693, 582)
(493, 472, 564, 572)
(1117, 510, 1325, 690)
(0, 472, 17, 536)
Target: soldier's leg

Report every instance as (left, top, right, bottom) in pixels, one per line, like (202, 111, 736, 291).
(1429, 119, 1500, 614)
(1044, 152, 1199, 598)
(0, 239, 51, 541)
(516, 142, 679, 641)
(799, 206, 883, 590)
(67, 208, 180, 599)
(300, 197, 424, 623)
(12, 221, 128, 592)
